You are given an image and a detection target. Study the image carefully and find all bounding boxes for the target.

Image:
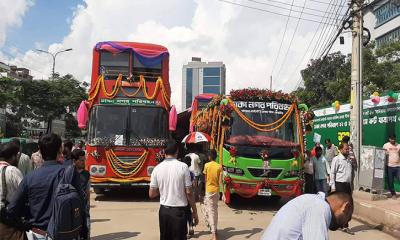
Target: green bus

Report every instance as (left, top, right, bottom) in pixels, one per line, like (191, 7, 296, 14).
(191, 89, 306, 203)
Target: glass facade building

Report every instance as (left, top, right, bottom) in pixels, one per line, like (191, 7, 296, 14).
(182, 60, 226, 109)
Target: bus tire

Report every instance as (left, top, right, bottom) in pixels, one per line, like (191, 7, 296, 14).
(93, 187, 105, 195)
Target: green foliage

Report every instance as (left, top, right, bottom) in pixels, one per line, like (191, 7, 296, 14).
(295, 42, 400, 108)
(0, 74, 87, 137)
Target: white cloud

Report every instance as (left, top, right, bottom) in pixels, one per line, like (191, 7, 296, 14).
(1, 0, 352, 111)
(0, 0, 33, 46)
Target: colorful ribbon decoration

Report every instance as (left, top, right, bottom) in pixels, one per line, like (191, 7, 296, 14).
(223, 177, 303, 204)
(88, 74, 170, 110)
(228, 99, 295, 132)
(105, 148, 148, 178)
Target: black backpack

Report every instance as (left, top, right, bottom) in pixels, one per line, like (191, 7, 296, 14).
(47, 166, 83, 240)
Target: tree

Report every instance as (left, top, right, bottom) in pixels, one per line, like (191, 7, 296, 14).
(0, 74, 87, 137)
(294, 42, 400, 108)
(294, 52, 351, 107)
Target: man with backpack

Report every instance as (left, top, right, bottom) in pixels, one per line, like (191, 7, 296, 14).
(7, 134, 86, 240)
(0, 143, 26, 240)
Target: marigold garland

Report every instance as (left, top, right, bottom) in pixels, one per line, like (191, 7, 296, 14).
(88, 74, 170, 110)
(228, 99, 294, 132)
(105, 148, 148, 177)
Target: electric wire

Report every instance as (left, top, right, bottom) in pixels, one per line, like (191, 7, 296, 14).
(308, 0, 341, 61)
(218, 0, 339, 25)
(246, 0, 345, 21)
(280, 0, 338, 89)
(274, 0, 308, 81)
(292, 1, 351, 91)
(270, 0, 296, 78)
(309, 0, 346, 7)
(253, 0, 346, 16)
(314, 0, 347, 59)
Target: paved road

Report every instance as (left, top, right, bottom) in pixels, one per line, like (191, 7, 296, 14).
(90, 189, 396, 240)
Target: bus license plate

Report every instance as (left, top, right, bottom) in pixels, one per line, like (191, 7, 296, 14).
(258, 188, 272, 196)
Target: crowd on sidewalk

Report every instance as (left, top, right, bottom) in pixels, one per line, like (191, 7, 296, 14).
(0, 134, 89, 240)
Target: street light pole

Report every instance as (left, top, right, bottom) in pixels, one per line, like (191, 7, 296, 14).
(36, 48, 72, 79)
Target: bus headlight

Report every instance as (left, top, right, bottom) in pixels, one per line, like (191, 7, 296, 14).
(90, 165, 106, 176)
(226, 167, 244, 176)
(235, 168, 244, 175)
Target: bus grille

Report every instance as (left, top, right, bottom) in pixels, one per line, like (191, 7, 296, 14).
(247, 168, 282, 178)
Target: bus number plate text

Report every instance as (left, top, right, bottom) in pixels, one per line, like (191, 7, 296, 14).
(258, 188, 272, 196)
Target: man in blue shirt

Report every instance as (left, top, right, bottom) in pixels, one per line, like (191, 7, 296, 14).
(312, 146, 331, 194)
(7, 134, 85, 240)
(261, 192, 353, 240)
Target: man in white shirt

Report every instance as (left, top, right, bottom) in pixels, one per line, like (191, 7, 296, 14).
(330, 143, 352, 195)
(186, 145, 202, 200)
(383, 134, 400, 199)
(149, 140, 199, 240)
(324, 138, 338, 168)
(11, 138, 33, 176)
(0, 143, 25, 239)
(260, 192, 353, 240)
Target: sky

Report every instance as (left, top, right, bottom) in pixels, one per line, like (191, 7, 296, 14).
(0, 0, 352, 111)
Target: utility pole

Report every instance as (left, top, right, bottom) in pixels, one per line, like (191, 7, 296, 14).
(350, 0, 363, 189)
(270, 75, 273, 90)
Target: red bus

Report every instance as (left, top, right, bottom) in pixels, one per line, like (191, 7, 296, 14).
(85, 41, 171, 193)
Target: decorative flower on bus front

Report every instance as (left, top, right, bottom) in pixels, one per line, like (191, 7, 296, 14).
(228, 146, 237, 165)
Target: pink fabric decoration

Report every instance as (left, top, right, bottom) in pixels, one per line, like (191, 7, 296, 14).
(77, 100, 89, 129)
(169, 105, 177, 131)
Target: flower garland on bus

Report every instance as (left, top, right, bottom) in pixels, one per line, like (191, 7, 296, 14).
(88, 74, 170, 110)
(105, 148, 148, 178)
(230, 88, 296, 102)
(228, 99, 295, 132)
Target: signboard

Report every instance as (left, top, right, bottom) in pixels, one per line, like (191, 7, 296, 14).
(234, 101, 291, 115)
(307, 101, 400, 191)
(100, 98, 160, 106)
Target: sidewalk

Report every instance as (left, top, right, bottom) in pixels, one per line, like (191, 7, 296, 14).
(353, 191, 400, 238)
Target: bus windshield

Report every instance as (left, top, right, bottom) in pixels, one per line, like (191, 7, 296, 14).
(230, 112, 295, 142)
(226, 106, 298, 159)
(88, 105, 168, 147)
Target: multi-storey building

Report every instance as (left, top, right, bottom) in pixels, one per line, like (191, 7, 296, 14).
(364, 0, 400, 47)
(182, 58, 226, 110)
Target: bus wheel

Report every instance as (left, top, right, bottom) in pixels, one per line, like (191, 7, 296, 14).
(93, 187, 105, 195)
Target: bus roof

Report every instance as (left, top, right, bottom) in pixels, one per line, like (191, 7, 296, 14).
(94, 41, 169, 56)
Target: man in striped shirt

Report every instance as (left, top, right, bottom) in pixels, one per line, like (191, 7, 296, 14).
(260, 192, 353, 240)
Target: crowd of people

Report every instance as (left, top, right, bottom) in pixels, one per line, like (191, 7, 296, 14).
(0, 134, 89, 240)
(304, 134, 400, 200)
(149, 140, 222, 240)
(1, 133, 398, 240)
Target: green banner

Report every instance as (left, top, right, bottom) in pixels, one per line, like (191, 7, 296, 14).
(307, 102, 400, 192)
(100, 98, 160, 106)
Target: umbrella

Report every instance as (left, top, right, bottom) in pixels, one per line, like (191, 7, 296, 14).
(182, 132, 211, 144)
